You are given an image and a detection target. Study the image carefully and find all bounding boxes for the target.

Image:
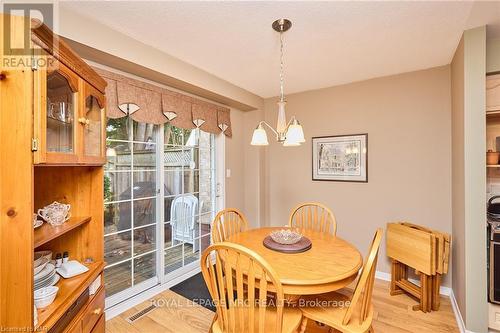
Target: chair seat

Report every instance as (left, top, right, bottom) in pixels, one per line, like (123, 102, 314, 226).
(211, 306, 302, 333)
(300, 291, 373, 333)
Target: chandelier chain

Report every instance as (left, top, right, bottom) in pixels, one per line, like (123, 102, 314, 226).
(279, 30, 285, 102)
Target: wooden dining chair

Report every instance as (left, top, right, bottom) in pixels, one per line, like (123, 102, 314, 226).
(298, 228, 383, 333)
(201, 242, 303, 333)
(212, 208, 248, 243)
(289, 202, 337, 235)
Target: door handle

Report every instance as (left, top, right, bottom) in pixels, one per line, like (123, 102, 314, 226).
(78, 117, 90, 125)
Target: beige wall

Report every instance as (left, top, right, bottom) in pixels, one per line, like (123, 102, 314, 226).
(462, 26, 488, 332)
(261, 66, 453, 286)
(451, 36, 467, 321)
(447, 27, 488, 332)
(224, 109, 245, 211)
(242, 109, 268, 227)
(225, 108, 267, 228)
(487, 38, 500, 74)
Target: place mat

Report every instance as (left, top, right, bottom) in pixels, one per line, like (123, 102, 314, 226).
(263, 236, 312, 253)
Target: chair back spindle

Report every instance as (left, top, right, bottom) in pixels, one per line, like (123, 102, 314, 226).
(289, 202, 337, 235)
(212, 208, 248, 243)
(201, 242, 285, 333)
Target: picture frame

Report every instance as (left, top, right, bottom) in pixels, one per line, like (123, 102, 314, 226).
(312, 134, 368, 182)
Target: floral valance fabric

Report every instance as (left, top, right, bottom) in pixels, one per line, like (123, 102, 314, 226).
(93, 67, 232, 137)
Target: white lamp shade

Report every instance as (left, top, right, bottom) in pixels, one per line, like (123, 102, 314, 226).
(284, 123, 305, 145)
(251, 127, 269, 146)
(283, 139, 300, 147)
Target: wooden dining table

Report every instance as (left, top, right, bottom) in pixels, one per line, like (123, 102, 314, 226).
(226, 227, 363, 299)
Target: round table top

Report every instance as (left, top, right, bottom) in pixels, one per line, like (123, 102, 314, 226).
(226, 227, 363, 295)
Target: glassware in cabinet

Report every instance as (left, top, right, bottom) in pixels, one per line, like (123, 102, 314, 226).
(79, 82, 106, 164)
(33, 56, 79, 164)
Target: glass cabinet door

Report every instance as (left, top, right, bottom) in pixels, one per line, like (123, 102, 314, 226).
(46, 67, 78, 155)
(81, 84, 105, 162)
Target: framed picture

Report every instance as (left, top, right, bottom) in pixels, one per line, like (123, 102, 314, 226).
(312, 134, 368, 182)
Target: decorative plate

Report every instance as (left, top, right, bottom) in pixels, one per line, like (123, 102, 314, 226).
(34, 257, 49, 276)
(263, 235, 312, 253)
(34, 263, 55, 282)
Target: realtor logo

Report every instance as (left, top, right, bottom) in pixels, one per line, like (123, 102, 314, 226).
(3, 2, 53, 55)
(2, 2, 56, 69)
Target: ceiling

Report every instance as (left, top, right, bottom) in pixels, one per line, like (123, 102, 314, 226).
(61, 1, 500, 98)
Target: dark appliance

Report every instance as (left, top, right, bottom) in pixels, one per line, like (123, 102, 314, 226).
(489, 220, 500, 304)
(489, 196, 500, 221)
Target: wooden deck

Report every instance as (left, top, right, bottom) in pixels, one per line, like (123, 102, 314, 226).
(104, 226, 210, 296)
(106, 279, 459, 333)
(105, 242, 202, 296)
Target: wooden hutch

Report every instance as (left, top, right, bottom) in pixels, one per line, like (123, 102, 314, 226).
(1, 15, 106, 332)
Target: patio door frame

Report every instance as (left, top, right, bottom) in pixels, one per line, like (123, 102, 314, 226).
(105, 121, 225, 310)
(157, 130, 225, 286)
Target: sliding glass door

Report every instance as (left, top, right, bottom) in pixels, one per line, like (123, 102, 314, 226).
(104, 118, 217, 307)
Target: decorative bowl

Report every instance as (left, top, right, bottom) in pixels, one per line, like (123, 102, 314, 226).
(38, 201, 71, 226)
(34, 250, 52, 265)
(270, 229, 303, 245)
(34, 286, 58, 309)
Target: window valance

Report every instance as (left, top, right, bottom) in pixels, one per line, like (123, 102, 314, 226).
(93, 67, 232, 137)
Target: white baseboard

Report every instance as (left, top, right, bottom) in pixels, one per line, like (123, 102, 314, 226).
(449, 289, 472, 333)
(374, 270, 451, 296)
(105, 266, 201, 320)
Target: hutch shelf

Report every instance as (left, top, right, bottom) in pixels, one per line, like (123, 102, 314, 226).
(35, 261, 105, 331)
(34, 216, 92, 248)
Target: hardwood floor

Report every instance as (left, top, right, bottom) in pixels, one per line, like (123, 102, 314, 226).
(106, 290, 213, 333)
(106, 279, 459, 333)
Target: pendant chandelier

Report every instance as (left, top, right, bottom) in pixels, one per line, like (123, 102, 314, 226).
(251, 18, 305, 147)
